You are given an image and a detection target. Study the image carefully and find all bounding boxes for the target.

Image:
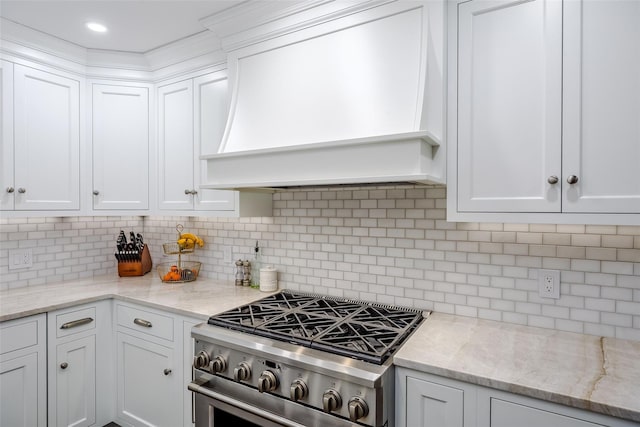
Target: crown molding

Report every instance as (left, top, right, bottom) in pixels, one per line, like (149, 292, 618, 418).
(200, 0, 393, 52)
(0, 17, 227, 82)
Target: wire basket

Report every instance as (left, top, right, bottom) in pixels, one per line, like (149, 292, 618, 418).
(158, 261, 201, 283)
(162, 242, 194, 255)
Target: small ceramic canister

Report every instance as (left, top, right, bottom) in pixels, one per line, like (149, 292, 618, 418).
(259, 266, 278, 292)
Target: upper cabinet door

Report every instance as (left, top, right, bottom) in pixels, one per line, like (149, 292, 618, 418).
(193, 73, 235, 211)
(157, 80, 194, 210)
(456, 0, 562, 213)
(92, 84, 149, 210)
(13, 64, 80, 210)
(562, 0, 640, 214)
(1, 61, 14, 210)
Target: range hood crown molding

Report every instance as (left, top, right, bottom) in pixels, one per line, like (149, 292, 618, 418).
(201, 131, 443, 190)
(203, 0, 446, 190)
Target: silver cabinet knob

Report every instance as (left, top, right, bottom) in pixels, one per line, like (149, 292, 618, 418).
(185, 189, 191, 195)
(348, 397, 369, 422)
(567, 175, 579, 184)
(93, 190, 99, 196)
(322, 389, 342, 413)
(164, 368, 172, 376)
(6, 187, 14, 193)
(60, 362, 68, 370)
(547, 176, 559, 185)
(17, 188, 26, 194)
(191, 189, 198, 195)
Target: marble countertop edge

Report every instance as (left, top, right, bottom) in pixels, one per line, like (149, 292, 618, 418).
(0, 275, 274, 323)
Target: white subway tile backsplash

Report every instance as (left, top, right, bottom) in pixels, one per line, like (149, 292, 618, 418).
(3, 186, 639, 340)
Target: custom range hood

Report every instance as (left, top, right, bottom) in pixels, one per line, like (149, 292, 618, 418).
(201, 1, 445, 190)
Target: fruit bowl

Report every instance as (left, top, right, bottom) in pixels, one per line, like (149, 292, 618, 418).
(157, 261, 201, 283)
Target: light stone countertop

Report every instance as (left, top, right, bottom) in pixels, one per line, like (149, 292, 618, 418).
(3, 278, 639, 423)
(394, 312, 640, 423)
(0, 275, 275, 322)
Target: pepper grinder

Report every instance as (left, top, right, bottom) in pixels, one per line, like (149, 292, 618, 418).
(235, 259, 244, 286)
(242, 260, 251, 287)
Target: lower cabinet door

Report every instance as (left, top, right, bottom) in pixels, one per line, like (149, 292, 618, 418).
(406, 376, 464, 427)
(51, 335, 96, 427)
(490, 398, 604, 427)
(0, 352, 45, 426)
(116, 332, 181, 427)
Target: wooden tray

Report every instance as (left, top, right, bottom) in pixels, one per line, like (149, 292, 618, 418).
(118, 244, 152, 277)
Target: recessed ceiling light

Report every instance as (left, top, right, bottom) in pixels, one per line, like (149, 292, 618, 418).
(86, 22, 108, 33)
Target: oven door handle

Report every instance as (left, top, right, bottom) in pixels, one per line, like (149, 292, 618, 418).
(188, 382, 307, 427)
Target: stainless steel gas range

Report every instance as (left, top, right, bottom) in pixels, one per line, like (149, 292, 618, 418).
(189, 291, 427, 427)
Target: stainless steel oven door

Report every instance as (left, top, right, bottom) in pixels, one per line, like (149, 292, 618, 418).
(193, 387, 303, 427)
(189, 379, 361, 427)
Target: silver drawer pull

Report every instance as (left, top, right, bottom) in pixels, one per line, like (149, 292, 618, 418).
(134, 318, 152, 328)
(60, 317, 94, 330)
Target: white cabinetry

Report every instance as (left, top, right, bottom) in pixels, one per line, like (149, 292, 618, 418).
(406, 376, 464, 427)
(448, 0, 640, 224)
(396, 368, 638, 427)
(561, 0, 640, 214)
(91, 83, 150, 211)
(157, 71, 272, 216)
(0, 314, 47, 427)
(48, 301, 113, 427)
(116, 331, 180, 427)
(476, 386, 638, 427)
(11, 63, 81, 210)
(455, 0, 562, 214)
(1, 60, 14, 210)
(157, 72, 235, 212)
(396, 368, 473, 427)
(115, 302, 199, 427)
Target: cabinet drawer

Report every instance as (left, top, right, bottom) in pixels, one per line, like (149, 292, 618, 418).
(491, 398, 603, 427)
(55, 306, 96, 338)
(116, 304, 174, 342)
(0, 315, 43, 355)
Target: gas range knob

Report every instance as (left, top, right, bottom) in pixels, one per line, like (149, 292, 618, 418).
(257, 370, 278, 393)
(210, 355, 227, 373)
(348, 397, 369, 422)
(193, 351, 210, 370)
(322, 389, 342, 413)
(290, 379, 308, 401)
(234, 362, 251, 381)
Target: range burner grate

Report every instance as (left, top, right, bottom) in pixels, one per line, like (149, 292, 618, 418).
(208, 291, 426, 364)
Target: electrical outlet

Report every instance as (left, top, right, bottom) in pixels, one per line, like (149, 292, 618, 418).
(9, 249, 33, 270)
(538, 269, 560, 299)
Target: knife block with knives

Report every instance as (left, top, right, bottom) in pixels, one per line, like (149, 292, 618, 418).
(115, 231, 153, 277)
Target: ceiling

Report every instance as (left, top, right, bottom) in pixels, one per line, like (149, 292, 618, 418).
(0, 0, 245, 53)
